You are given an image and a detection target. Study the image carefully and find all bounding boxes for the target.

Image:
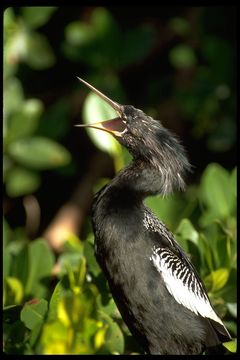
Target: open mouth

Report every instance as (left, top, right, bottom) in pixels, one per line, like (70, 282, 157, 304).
(75, 77, 127, 137)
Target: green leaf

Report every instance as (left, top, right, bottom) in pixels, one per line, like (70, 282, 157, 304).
(175, 218, 199, 246)
(21, 298, 48, 330)
(145, 193, 185, 230)
(226, 303, 237, 318)
(223, 321, 237, 336)
(25, 32, 55, 69)
(4, 277, 24, 305)
(7, 99, 43, 142)
(25, 238, 55, 298)
(200, 163, 234, 220)
(230, 167, 236, 198)
(3, 77, 24, 120)
(84, 241, 101, 277)
(10, 242, 29, 289)
(97, 295, 119, 319)
(48, 280, 66, 322)
(3, 7, 15, 29)
(198, 233, 214, 272)
(168, 17, 190, 36)
(65, 22, 94, 46)
(5, 166, 41, 197)
(222, 339, 237, 353)
(21, 7, 57, 29)
(204, 268, 229, 293)
(169, 44, 197, 69)
(82, 92, 122, 156)
(8, 136, 71, 170)
(104, 321, 124, 354)
(41, 320, 69, 354)
(58, 252, 84, 276)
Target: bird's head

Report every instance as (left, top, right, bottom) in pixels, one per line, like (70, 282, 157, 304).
(76, 77, 191, 194)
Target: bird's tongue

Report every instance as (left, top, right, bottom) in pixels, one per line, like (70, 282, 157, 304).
(100, 117, 126, 133)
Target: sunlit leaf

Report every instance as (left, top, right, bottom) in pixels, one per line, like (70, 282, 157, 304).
(58, 253, 84, 278)
(41, 320, 68, 354)
(145, 193, 185, 230)
(204, 268, 229, 293)
(21, 298, 48, 330)
(94, 324, 107, 349)
(5, 166, 41, 197)
(48, 279, 66, 322)
(200, 163, 234, 220)
(175, 218, 199, 245)
(3, 7, 15, 29)
(222, 339, 237, 353)
(8, 136, 71, 170)
(3, 77, 24, 120)
(57, 298, 72, 327)
(21, 7, 57, 29)
(82, 92, 122, 156)
(7, 99, 43, 142)
(226, 303, 237, 318)
(230, 167, 236, 198)
(4, 23, 28, 75)
(4, 277, 24, 305)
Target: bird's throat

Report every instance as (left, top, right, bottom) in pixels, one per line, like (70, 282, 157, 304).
(110, 159, 168, 199)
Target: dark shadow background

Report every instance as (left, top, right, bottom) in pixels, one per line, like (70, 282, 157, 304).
(4, 5, 236, 245)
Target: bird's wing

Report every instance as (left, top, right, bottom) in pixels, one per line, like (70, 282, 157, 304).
(150, 246, 224, 326)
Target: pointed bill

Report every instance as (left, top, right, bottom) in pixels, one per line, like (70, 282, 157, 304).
(76, 77, 126, 137)
(77, 77, 122, 114)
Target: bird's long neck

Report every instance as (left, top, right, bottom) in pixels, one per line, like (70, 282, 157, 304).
(109, 158, 170, 202)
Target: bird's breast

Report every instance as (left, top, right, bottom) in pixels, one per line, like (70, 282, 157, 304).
(92, 195, 149, 283)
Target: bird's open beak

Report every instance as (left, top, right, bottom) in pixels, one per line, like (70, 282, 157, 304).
(75, 77, 126, 137)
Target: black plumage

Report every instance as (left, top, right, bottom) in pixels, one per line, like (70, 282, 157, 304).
(76, 78, 231, 355)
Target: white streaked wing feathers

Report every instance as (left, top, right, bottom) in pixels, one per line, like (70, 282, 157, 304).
(150, 247, 223, 325)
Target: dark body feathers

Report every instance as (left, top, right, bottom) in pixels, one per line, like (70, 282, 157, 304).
(92, 181, 230, 354)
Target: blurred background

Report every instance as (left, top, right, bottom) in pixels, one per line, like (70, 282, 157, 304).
(3, 6, 236, 355)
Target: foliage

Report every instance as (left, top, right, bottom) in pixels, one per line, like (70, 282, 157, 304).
(3, 6, 236, 355)
(3, 162, 237, 354)
(4, 7, 71, 198)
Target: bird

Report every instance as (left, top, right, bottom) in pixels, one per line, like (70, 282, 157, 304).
(76, 77, 231, 355)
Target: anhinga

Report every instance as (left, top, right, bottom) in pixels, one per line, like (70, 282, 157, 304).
(76, 77, 231, 355)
